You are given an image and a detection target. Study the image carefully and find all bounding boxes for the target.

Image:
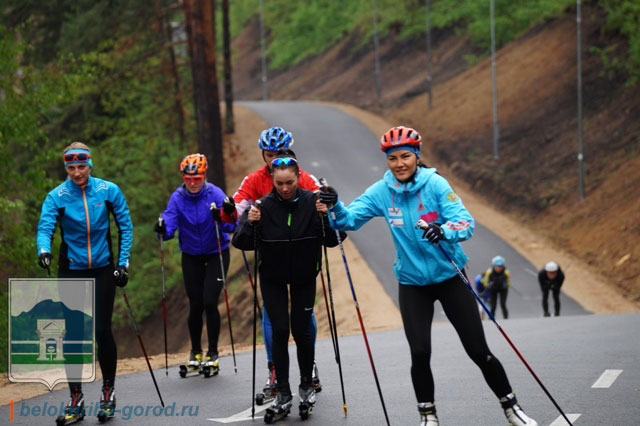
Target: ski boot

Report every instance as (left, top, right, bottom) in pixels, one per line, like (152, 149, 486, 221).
(298, 377, 316, 421)
(418, 402, 438, 426)
(179, 350, 203, 378)
(264, 389, 292, 424)
(255, 362, 277, 405)
(311, 361, 322, 393)
(500, 393, 538, 426)
(202, 351, 220, 378)
(97, 381, 116, 423)
(55, 386, 85, 425)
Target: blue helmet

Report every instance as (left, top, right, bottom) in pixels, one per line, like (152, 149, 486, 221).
(492, 255, 505, 267)
(258, 127, 294, 151)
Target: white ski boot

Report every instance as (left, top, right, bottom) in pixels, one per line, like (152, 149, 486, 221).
(418, 402, 439, 426)
(500, 393, 538, 426)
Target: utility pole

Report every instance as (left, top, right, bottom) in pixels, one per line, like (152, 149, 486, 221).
(490, 0, 500, 160)
(576, 0, 585, 200)
(222, 0, 234, 133)
(373, 0, 382, 99)
(425, 0, 433, 109)
(259, 0, 268, 100)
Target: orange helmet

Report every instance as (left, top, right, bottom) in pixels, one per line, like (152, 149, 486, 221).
(380, 126, 422, 154)
(180, 153, 208, 175)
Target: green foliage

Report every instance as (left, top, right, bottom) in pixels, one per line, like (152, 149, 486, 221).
(599, 0, 640, 86)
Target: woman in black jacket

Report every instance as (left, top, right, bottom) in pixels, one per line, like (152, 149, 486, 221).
(232, 152, 342, 422)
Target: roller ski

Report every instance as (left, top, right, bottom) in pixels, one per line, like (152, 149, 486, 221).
(264, 390, 292, 424)
(201, 351, 220, 378)
(55, 387, 85, 425)
(298, 378, 316, 421)
(179, 351, 203, 378)
(96, 381, 116, 423)
(255, 362, 277, 405)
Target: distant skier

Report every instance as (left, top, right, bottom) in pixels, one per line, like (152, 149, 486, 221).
(318, 126, 537, 426)
(153, 154, 236, 375)
(232, 151, 342, 423)
(474, 273, 490, 320)
(538, 261, 564, 317)
(37, 142, 133, 424)
(482, 256, 511, 319)
(225, 127, 323, 402)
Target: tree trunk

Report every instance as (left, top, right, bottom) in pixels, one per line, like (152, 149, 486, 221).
(222, 0, 234, 133)
(183, 0, 226, 191)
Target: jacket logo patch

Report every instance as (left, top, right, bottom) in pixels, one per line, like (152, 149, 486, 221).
(95, 182, 108, 192)
(389, 218, 404, 227)
(58, 188, 71, 197)
(446, 192, 458, 202)
(388, 207, 403, 216)
(421, 212, 439, 223)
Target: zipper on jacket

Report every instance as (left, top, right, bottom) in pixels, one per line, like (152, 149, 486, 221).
(81, 185, 92, 269)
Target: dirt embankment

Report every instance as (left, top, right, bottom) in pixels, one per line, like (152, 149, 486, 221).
(233, 6, 640, 308)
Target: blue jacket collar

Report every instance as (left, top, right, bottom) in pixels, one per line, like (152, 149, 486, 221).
(383, 166, 436, 194)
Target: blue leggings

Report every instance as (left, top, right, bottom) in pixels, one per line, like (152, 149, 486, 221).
(263, 305, 317, 364)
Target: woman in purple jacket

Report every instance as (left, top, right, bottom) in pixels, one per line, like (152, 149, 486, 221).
(154, 154, 237, 372)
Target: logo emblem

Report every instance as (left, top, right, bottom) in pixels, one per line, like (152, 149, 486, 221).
(446, 192, 458, 202)
(9, 278, 95, 390)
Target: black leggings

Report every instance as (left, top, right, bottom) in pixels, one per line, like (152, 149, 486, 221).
(398, 274, 512, 403)
(182, 250, 230, 355)
(260, 278, 316, 391)
(59, 265, 117, 390)
(489, 287, 509, 319)
(541, 286, 561, 315)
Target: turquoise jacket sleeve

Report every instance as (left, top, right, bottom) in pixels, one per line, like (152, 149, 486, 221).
(431, 174, 474, 243)
(37, 192, 59, 255)
(329, 181, 386, 231)
(110, 183, 134, 267)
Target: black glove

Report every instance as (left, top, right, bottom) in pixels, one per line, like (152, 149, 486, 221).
(114, 266, 129, 287)
(319, 186, 338, 206)
(38, 252, 53, 269)
(222, 197, 236, 215)
(211, 205, 222, 222)
(422, 223, 445, 244)
(153, 217, 166, 235)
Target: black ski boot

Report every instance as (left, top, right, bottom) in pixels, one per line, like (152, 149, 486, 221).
(202, 351, 219, 378)
(311, 361, 322, 393)
(55, 386, 84, 425)
(418, 402, 438, 426)
(97, 380, 116, 423)
(264, 387, 292, 424)
(500, 393, 538, 426)
(255, 362, 277, 405)
(298, 376, 316, 421)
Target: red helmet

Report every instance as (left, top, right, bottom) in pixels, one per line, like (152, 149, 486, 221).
(380, 126, 422, 153)
(180, 153, 208, 175)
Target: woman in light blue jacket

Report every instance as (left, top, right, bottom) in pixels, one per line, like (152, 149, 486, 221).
(318, 126, 537, 426)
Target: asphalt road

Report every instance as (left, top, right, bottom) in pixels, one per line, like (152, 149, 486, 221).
(4, 314, 639, 425)
(240, 101, 586, 319)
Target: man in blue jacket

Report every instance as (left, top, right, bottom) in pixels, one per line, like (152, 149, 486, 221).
(37, 142, 133, 422)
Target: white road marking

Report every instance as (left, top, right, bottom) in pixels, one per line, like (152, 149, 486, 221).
(524, 268, 538, 277)
(310, 161, 320, 168)
(549, 413, 581, 425)
(592, 369, 623, 388)
(372, 165, 380, 172)
(208, 394, 296, 423)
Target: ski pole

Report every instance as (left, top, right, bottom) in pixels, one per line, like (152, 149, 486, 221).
(414, 219, 573, 426)
(211, 202, 237, 374)
(321, 180, 390, 425)
(158, 217, 169, 377)
(118, 283, 165, 408)
(241, 251, 262, 319)
(318, 205, 347, 416)
(251, 200, 262, 419)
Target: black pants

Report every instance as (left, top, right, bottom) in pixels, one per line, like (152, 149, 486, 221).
(398, 274, 512, 403)
(541, 286, 561, 316)
(182, 250, 230, 355)
(489, 287, 509, 319)
(59, 265, 117, 391)
(260, 278, 316, 392)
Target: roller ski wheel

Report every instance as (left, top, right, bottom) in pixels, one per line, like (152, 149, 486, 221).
(255, 391, 276, 406)
(298, 383, 316, 421)
(202, 352, 219, 378)
(264, 392, 292, 424)
(179, 351, 203, 378)
(56, 388, 85, 425)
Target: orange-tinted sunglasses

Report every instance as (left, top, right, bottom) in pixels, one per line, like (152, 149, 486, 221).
(183, 175, 205, 185)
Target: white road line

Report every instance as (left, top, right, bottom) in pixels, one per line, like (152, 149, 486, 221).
(549, 413, 581, 425)
(208, 394, 296, 423)
(524, 268, 538, 277)
(592, 369, 623, 388)
(310, 161, 320, 168)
